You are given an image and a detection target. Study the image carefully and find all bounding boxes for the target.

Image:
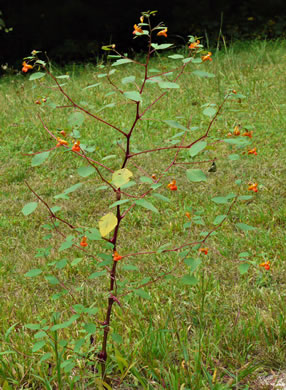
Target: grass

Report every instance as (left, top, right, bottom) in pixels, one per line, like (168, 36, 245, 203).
(1, 39, 286, 389)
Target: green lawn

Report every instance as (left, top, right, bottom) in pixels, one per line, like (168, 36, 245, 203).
(1, 39, 286, 389)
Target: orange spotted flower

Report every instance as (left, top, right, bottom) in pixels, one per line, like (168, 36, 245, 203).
(242, 130, 253, 138)
(157, 28, 168, 37)
(22, 61, 33, 73)
(233, 125, 240, 136)
(113, 251, 123, 262)
(72, 140, 80, 152)
(80, 236, 88, 247)
(133, 24, 143, 34)
(248, 147, 257, 155)
(185, 212, 191, 220)
(202, 52, 212, 62)
(189, 40, 200, 49)
(56, 137, 68, 147)
(199, 247, 208, 255)
(167, 179, 177, 191)
(140, 15, 144, 23)
(60, 130, 66, 137)
(248, 182, 258, 192)
(259, 260, 270, 270)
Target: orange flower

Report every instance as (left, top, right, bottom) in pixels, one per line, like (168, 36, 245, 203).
(140, 15, 144, 23)
(202, 52, 212, 62)
(189, 40, 200, 49)
(259, 260, 270, 270)
(42, 98, 47, 103)
(157, 28, 168, 38)
(56, 137, 68, 147)
(185, 212, 191, 219)
(80, 236, 88, 247)
(199, 247, 208, 255)
(248, 182, 258, 192)
(232, 89, 237, 94)
(167, 179, 177, 191)
(72, 140, 80, 152)
(233, 125, 240, 136)
(133, 24, 143, 34)
(22, 61, 33, 73)
(227, 132, 232, 137)
(248, 147, 257, 155)
(60, 130, 66, 137)
(113, 251, 122, 262)
(242, 130, 253, 138)
(34, 100, 41, 105)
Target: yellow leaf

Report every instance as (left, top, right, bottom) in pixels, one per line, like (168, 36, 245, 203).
(99, 213, 118, 237)
(112, 168, 133, 188)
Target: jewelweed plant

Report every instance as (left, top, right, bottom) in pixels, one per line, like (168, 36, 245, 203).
(18, 10, 260, 388)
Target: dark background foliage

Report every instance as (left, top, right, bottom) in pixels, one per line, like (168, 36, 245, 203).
(1, 0, 286, 67)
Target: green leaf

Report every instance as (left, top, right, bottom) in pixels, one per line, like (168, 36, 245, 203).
(59, 236, 74, 251)
(40, 352, 52, 363)
(152, 193, 170, 202)
(22, 202, 38, 216)
(238, 263, 250, 275)
(83, 82, 101, 90)
(184, 258, 201, 273)
(56, 259, 68, 269)
(223, 138, 251, 147)
(236, 223, 256, 231)
(50, 206, 61, 213)
(32, 340, 46, 352)
(133, 289, 151, 300)
(86, 228, 102, 240)
(121, 76, 135, 84)
(158, 81, 180, 89)
(54, 183, 82, 199)
(25, 323, 41, 330)
(189, 141, 207, 157)
(123, 91, 142, 102)
(186, 169, 207, 182)
(45, 275, 60, 285)
(151, 43, 173, 50)
(112, 168, 133, 188)
(213, 215, 227, 225)
(192, 70, 215, 78)
(238, 195, 253, 201)
(24, 268, 42, 277)
(211, 196, 229, 204)
(120, 180, 136, 189)
(203, 107, 217, 117)
(239, 252, 250, 258)
(112, 333, 123, 343)
(135, 199, 159, 213)
(84, 323, 97, 334)
(228, 154, 240, 160)
(29, 72, 46, 81)
(140, 176, 153, 184)
(31, 151, 50, 167)
(181, 275, 198, 286)
(71, 258, 83, 266)
(112, 58, 133, 66)
(156, 243, 171, 253)
(89, 271, 106, 279)
(68, 112, 85, 128)
(77, 165, 96, 177)
(164, 120, 189, 131)
(109, 199, 130, 208)
(99, 213, 118, 237)
(168, 54, 184, 59)
(122, 264, 138, 271)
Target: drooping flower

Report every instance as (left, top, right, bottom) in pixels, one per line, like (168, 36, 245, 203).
(34, 100, 41, 105)
(248, 182, 258, 192)
(199, 247, 208, 255)
(80, 236, 88, 247)
(233, 125, 240, 136)
(248, 147, 257, 155)
(22, 61, 33, 73)
(167, 179, 177, 191)
(232, 89, 237, 94)
(140, 15, 144, 23)
(72, 140, 80, 152)
(113, 251, 123, 262)
(185, 212, 191, 219)
(42, 98, 47, 103)
(242, 130, 253, 138)
(259, 260, 270, 270)
(60, 130, 66, 137)
(133, 24, 143, 34)
(152, 174, 157, 180)
(202, 52, 212, 62)
(157, 28, 168, 37)
(189, 40, 200, 49)
(56, 137, 68, 147)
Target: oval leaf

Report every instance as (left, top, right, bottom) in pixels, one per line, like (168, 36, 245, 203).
(158, 81, 180, 89)
(189, 141, 207, 157)
(99, 213, 118, 237)
(186, 169, 207, 182)
(31, 151, 50, 167)
(135, 199, 159, 213)
(77, 165, 96, 177)
(24, 268, 42, 277)
(123, 91, 142, 102)
(112, 168, 133, 188)
(22, 202, 38, 216)
(29, 72, 46, 81)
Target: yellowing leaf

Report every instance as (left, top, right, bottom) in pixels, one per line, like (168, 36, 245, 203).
(99, 213, 118, 237)
(112, 168, 133, 188)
